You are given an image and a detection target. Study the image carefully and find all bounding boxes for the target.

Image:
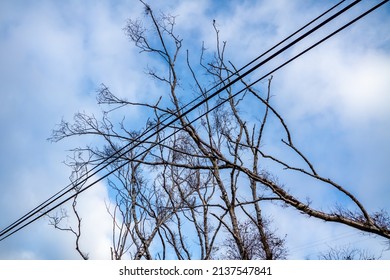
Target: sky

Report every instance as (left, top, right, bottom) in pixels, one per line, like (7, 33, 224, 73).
(0, 0, 389, 260)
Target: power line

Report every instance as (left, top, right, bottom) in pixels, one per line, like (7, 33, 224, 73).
(0, 0, 350, 241)
(3, 0, 385, 242)
(0, 0, 369, 242)
(0, 0, 348, 241)
(289, 231, 361, 254)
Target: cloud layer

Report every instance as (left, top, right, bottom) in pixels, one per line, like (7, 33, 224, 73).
(0, 0, 389, 259)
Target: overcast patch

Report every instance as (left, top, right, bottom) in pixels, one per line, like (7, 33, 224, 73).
(1, 0, 389, 259)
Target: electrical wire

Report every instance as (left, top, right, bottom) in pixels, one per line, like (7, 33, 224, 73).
(289, 231, 361, 254)
(0, 0, 369, 242)
(2, 0, 385, 242)
(0, 0, 350, 240)
(0, 0, 349, 241)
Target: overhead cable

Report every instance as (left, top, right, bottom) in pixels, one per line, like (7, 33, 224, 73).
(3, 0, 385, 242)
(0, 0, 350, 240)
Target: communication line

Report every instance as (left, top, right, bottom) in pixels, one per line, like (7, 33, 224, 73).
(0, 0, 351, 240)
(3, 0, 386, 242)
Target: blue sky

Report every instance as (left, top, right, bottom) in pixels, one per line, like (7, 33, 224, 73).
(0, 0, 389, 259)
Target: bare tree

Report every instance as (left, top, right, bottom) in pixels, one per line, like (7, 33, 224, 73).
(222, 219, 287, 260)
(47, 151, 90, 260)
(48, 1, 389, 259)
(318, 245, 381, 260)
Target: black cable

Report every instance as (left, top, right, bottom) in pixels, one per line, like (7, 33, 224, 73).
(0, 0, 361, 241)
(0, 0, 349, 239)
(0, 0, 365, 241)
(0, 1, 347, 239)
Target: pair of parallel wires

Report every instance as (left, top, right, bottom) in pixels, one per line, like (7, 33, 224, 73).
(1, 0, 388, 242)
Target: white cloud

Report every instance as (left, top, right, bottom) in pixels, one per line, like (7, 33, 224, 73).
(0, 0, 389, 259)
(75, 180, 113, 259)
(53, 179, 113, 259)
(0, 0, 139, 259)
(276, 43, 390, 124)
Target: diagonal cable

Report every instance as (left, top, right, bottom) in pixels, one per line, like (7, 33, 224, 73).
(2, 0, 380, 241)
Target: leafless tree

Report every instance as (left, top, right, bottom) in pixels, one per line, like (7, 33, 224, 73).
(318, 245, 381, 260)
(48, 1, 390, 259)
(47, 151, 90, 260)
